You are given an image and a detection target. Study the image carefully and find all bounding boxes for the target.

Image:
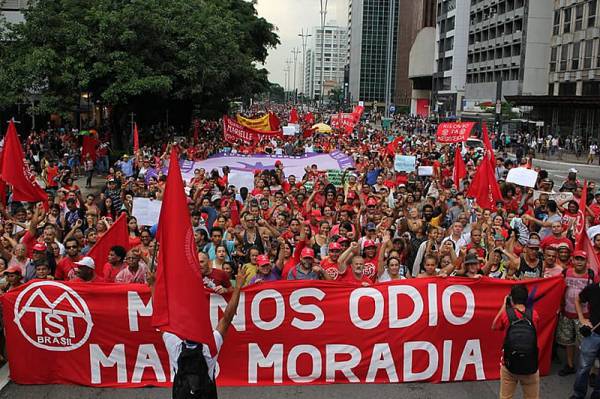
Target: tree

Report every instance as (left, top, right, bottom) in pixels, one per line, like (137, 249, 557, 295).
(0, 0, 279, 146)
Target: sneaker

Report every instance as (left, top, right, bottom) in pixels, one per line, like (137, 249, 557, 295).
(559, 366, 576, 376)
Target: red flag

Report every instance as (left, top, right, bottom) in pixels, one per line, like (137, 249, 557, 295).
(82, 134, 99, 162)
(193, 119, 200, 144)
(268, 112, 281, 131)
(133, 123, 139, 153)
(0, 120, 47, 204)
(87, 212, 130, 268)
(453, 146, 467, 189)
(385, 136, 404, 156)
(289, 108, 299, 124)
(575, 180, 588, 251)
(466, 156, 503, 210)
(304, 112, 315, 125)
(482, 122, 496, 166)
(582, 233, 599, 274)
(152, 149, 216, 352)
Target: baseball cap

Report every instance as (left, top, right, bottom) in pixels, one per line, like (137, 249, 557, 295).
(569, 168, 578, 174)
(32, 243, 47, 252)
(310, 209, 322, 219)
(366, 222, 377, 231)
(3, 266, 22, 275)
(367, 198, 378, 206)
(275, 160, 283, 167)
(301, 248, 315, 259)
(256, 254, 271, 266)
(573, 250, 587, 258)
(329, 242, 342, 251)
(464, 253, 479, 265)
(555, 242, 572, 251)
(75, 256, 95, 270)
(364, 239, 376, 248)
(337, 237, 350, 245)
(527, 238, 541, 248)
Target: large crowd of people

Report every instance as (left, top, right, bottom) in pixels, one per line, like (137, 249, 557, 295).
(1, 109, 600, 393)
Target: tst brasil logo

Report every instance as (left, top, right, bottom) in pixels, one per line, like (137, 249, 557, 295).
(13, 281, 93, 351)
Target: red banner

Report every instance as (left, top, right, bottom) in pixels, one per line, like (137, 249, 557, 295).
(223, 116, 282, 145)
(435, 122, 476, 143)
(330, 113, 357, 134)
(1, 277, 563, 387)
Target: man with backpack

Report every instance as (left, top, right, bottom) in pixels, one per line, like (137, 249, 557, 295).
(570, 267, 600, 399)
(158, 266, 245, 399)
(492, 284, 540, 399)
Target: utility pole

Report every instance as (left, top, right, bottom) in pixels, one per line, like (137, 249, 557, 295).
(285, 59, 292, 104)
(495, 77, 503, 136)
(298, 29, 312, 102)
(319, 0, 329, 108)
(129, 112, 135, 143)
(283, 68, 288, 103)
(291, 48, 301, 104)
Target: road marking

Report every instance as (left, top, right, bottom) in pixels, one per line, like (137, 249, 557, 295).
(0, 364, 10, 392)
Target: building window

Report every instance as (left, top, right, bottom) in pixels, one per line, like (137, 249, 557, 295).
(583, 81, 600, 95)
(550, 47, 557, 72)
(560, 44, 569, 70)
(548, 83, 554, 95)
(564, 7, 572, 33)
(553, 10, 561, 35)
(559, 81, 577, 95)
(572, 41, 581, 69)
(585, 39, 594, 68)
(576, 4, 584, 30)
(590, 0, 598, 27)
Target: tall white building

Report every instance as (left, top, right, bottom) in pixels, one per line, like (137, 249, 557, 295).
(304, 23, 348, 100)
(432, 0, 470, 117)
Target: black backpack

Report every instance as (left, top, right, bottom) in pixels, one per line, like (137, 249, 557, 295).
(503, 307, 539, 375)
(173, 342, 218, 399)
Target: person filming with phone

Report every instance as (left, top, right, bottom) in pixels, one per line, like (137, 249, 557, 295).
(570, 277, 600, 399)
(492, 284, 540, 399)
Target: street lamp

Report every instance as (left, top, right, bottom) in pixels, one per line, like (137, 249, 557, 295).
(319, 0, 328, 108)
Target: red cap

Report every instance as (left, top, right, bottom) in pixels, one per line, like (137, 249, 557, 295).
(329, 242, 342, 251)
(337, 237, 350, 244)
(347, 191, 357, 199)
(364, 240, 376, 248)
(300, 248, 315, 259)
(367, 198, 378, 206)
(3, 266, 22, 275)
(32, 243, 47, 252)
(310, 209, 322, 219)
(573, 250, 587, 258)
(257, 254, 271, 266)
(275, 160, 283, 167)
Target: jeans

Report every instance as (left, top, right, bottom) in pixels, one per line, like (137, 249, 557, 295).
(96, 156, 109, 173)
(572, 332, 600, 398)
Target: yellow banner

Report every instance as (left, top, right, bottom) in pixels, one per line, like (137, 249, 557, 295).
(236, 113, 271, 131)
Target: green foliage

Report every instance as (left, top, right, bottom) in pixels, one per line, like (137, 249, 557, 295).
(0, 0, 279, 122)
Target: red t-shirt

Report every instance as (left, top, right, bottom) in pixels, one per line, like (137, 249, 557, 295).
(55, 256, 81, 280)
(540, 235, 573, 251)
(363, 255, 378, 282)
(71, 274, 104, 283)
(339, 267, 372, 285)
(102, 262, 125, 283)
(320, 257, 340, 280)
(204, 268, 232, 289)
(497, 308, 540, 331)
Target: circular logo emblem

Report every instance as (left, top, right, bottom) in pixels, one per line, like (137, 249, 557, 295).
(363, 262, 376, 279)
(13, 281, 93, 352)
(325, 267, 339, 280)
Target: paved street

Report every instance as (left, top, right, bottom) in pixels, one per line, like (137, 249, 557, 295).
(505, 152, 600, 184)
(0, 362, 576, 399)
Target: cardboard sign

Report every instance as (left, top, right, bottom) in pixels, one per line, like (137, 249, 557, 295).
(533, 190, 574, 203)
(506, 168, 538, 188)
(282, 126, 296, 136)
(394, 155, 416, 172)
(326, 170, 344, 187)
(132, 198, 162, 226)
(418, 166, 434, 176)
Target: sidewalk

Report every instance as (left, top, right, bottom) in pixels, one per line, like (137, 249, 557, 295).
(505, 150, 598, 165)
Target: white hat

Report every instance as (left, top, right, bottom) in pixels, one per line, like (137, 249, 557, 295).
(75, 256, 95, 270)
(569, 168, 578, 174)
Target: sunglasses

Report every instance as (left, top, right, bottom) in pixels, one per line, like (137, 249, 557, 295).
(66, 246, 78, 249)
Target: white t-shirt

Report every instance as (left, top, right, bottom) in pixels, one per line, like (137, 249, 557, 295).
(163, 330, 224, 381)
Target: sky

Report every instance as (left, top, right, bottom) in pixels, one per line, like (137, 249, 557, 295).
(255, 0, 347, 90)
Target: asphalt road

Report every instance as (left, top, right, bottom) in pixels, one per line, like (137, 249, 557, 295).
(0, 361, 577, 399)
(529, 157, 600, 184)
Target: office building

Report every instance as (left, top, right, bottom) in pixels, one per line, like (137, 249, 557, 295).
(1, 0, 27, 23)
(348, 0, 399, 105)
(464, 0, 553, 111)
(305, 24, 348, 100)
(508, 0, 600, 140)
(432, 0, 470, 117)
(395, 0, 436, 107)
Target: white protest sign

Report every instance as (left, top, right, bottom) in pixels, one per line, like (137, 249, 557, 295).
(588, 225, 600, 240)
(132, 198, 162, 226)
(533, 190, 574, 203)
(506, 167, 538, 188)
(283, 126, 296, 136)
(418, 166, 434, 176)
(394, 155, 416, 172)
